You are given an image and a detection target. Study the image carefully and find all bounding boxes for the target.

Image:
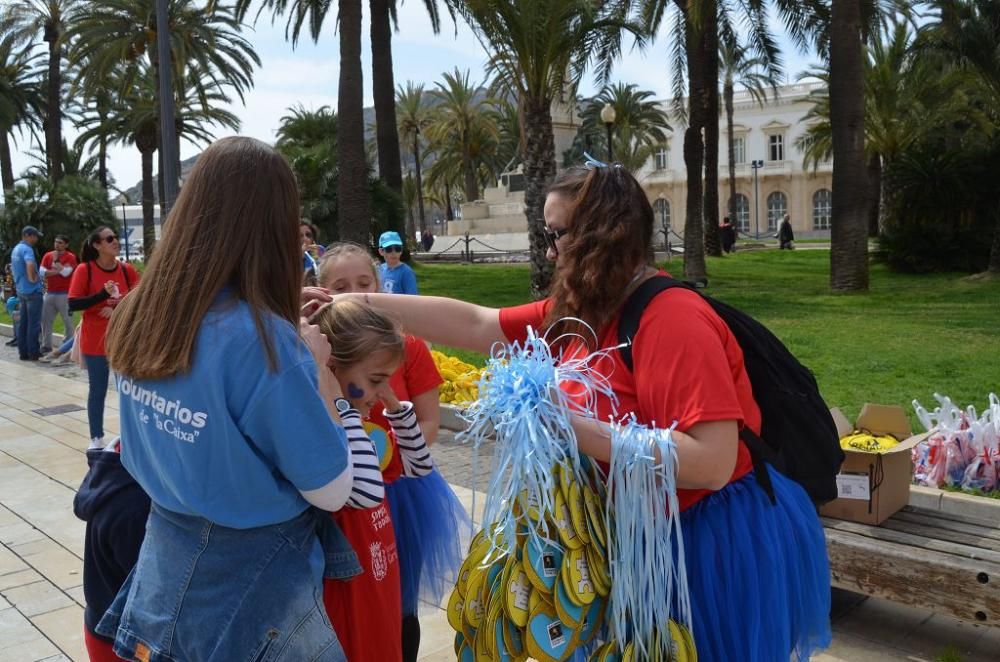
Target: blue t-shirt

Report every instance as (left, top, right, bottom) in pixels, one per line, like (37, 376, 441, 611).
(117, 294, 350, 529)
(379, 262, 418, 295)
(11, 242, 42, 295)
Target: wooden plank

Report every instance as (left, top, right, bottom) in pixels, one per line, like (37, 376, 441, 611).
(900, 504, 1000, 529)
(880, 519, 1000, 553)
(825, 528, 1000, 627)
(822, 517, 1000, 565)
(894, 509, 1000, 543)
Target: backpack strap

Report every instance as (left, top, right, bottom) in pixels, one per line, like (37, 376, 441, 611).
(120, 262, 132, 290)
(617, 275, 688, 372)
(617, 274, 778, 504)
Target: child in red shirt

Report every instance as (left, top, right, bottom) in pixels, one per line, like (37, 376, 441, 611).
(311, 300, 435, 661)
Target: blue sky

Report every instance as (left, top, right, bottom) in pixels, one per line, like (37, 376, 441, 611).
(9, 4, 816, 193)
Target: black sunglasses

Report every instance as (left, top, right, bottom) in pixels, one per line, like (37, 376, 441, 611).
(382, 245, 402, 253)
(99, 234, 118, 244)
(543, 227, 569, 253)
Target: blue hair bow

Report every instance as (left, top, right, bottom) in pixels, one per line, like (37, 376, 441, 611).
(583, 152, 608, 169)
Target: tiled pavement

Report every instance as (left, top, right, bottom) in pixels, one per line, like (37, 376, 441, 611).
(0, 332, 997, 661)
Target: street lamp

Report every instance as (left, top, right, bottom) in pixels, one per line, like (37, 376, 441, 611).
(156, 0, 179, 214)
(750, 159, 764, 240)
(120, 202, 130, 262)
(600, 103, 617, 162)
(657, 192, 669, 250)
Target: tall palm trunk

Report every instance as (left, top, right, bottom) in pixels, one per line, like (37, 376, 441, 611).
(829, 0, 869, 291)
(522, 96, 556, 297)
(44, 20, 63, 184)
(989, 211, 1000, 274)
(682, 9, 708, 283)
(370, 0, 403, 199)
(702, 8, 722, 258)
(139, 145, 157, 257)
(866, 153, 881, 238)
(444, 180, 454, 221)
(462, 150, 479, 202)
(1, 132, 14, 203)
(413, 135, 427, 233)
(98, 132, 109, 190)
(725, 79, 737, 224)
(338, 0, 371, 245)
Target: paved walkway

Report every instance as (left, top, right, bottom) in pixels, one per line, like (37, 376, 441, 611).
(0, 337, 996, 661)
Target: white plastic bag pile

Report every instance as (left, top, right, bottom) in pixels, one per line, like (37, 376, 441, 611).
(911, 393, 1000, 493)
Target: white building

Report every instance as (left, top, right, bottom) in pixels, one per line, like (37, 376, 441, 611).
(447, 81, 833, 240)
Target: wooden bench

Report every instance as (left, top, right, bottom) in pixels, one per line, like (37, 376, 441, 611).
(823, 505, 1000, 627)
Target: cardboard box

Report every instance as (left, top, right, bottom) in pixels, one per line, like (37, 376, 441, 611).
(819, 404, 931, 525)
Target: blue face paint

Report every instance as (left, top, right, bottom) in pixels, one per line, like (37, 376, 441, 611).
(347, 382, 365, 399)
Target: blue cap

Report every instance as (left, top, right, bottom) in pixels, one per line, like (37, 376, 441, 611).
(378, 231, 403, 249)
(22, 225, 42, 238)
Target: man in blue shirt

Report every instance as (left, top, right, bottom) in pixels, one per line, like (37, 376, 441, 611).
(377, 231, 418, 295)
(11, 226, 44, 360)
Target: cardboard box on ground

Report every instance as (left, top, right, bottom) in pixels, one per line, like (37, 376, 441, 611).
(820, 404, 932, 525)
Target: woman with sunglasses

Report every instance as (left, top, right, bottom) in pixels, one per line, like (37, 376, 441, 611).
(69, 227, 140, 449)
(309, 164, 832, 661)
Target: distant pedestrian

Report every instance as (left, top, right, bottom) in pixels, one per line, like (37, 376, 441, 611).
(420, 229, 435, 252)
(779, 214, 795, 250)
(40, 234, 77, 355)
(720, 217, 737, 254)
(301, 220, 324, 286)
(378, 231, 418, 295)
(11, 226, 44, 361)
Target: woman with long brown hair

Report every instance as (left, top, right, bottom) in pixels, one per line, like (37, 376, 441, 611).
(96, 137, 378, 661)
(310, 164, 832, 661)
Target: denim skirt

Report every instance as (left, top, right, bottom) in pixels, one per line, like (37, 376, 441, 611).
(97, 504, 359, 662)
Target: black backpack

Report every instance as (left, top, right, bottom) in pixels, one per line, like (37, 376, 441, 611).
(617, 276, 843, 505)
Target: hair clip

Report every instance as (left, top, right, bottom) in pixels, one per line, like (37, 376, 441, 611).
(583, 152, 607, 169)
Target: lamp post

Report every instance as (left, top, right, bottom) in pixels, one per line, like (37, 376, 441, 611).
(657, 192, 669, 250)
(120, 202, 130, 262)
(600, 103, 616, 162)
(156, 0, 179, 214)
(750, 159, 764, 240)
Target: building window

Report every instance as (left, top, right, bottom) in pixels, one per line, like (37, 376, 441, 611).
(654, 145, 669, 171)
(732, 137, 746, 165)
(813, 189, 832, 230)
(768, 134, 784, 162)
(766, 191, 787, 232)
(733, 194, 750, 233)
(653, 197, 671, 231)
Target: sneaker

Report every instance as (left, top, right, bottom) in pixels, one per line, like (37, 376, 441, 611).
(5, 337, 18, 346)
(88, 436, 105, 450)
(52, 353, 73, 366)
(39, 352, 59, 363)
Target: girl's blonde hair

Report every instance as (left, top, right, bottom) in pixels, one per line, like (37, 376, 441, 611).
(313, 300, 404, 368)
(318, 242, 379, 289)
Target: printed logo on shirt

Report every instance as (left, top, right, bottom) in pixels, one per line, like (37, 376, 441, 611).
(371, 504, 391, 532)
(117, 376, 209, 443)
(370, 541, 389, 581)
(363, 420, 394, 471)
(382, 280, 395, 293)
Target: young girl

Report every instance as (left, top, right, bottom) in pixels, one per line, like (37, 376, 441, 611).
(318, 243, 467, 662)
(68, 227, 140, 449)
(311, 299, 434, 661)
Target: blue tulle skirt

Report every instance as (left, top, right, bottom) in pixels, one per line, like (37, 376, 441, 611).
(386, 468, 470, 615)
(680, 466, 832, 662)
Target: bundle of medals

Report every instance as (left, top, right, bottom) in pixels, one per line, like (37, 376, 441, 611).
(839, 429, 901, 453)
(447, 462, 610, 661)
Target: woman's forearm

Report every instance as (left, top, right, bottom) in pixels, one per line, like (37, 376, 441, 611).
(570, 416, 738, 491)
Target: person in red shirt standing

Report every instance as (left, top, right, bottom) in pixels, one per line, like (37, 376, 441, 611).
(39, 234, 78, 356)
(312, 164, 832, 662)
(68, 227, 139, 449)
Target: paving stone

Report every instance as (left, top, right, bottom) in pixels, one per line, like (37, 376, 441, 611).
(30, 605, 86, 662)
(0, 568, 42, 591)
(0, 606, 47, 648)
(0, 635, 61, 662)
(10, 540, 82, 590)
(2, 580, 73, 617)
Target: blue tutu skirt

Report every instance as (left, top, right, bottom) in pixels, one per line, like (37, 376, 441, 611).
(680, 466, 832, 662)
(386, 468, 470, 615)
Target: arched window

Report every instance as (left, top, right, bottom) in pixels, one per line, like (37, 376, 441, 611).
(813, 189, 832, 230)
(766, 191, 787, 232)
(732, 194, 750, 233)
(653, 197, 671, 232)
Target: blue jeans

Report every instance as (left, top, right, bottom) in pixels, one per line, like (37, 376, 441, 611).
(97, 505, 358, 662)
(84, 354, 109, 440)
(16, 291, 42, 358)
(58, 335, 73, 354)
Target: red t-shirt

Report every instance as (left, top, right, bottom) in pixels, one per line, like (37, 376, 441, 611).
(68, 261, 140, 356)
(324, 336, 442, 661)
(40, 250, 78, 293)
(498, 278, 757, 511)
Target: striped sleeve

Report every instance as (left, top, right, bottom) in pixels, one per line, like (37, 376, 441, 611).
(385, 401, 433, 477)
(340, 407, 385, 508)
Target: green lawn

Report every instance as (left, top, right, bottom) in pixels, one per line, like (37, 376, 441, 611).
(416, 251, 1000, 429)
(0, 309, 79, 337)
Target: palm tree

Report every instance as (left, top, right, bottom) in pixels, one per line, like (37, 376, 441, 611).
(24, 139, 101, 181)
(71, 83, 114, 189)
(427, 69, 499, 203)
(456, 0, 640, 296)
(720, 36, 779, 230)
(569, 83, 672, 165)
(236, 0, 370, 245)
(275, 105, 339, 240)
(1, 0, 82, 184)
(396, 81, 433, 235)
(0, 27, 43, 202)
